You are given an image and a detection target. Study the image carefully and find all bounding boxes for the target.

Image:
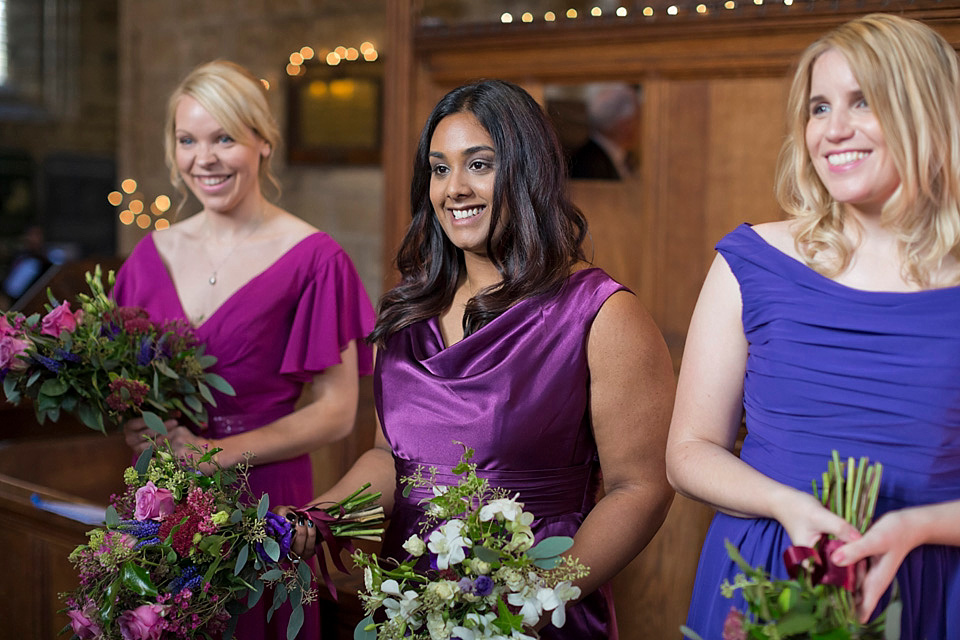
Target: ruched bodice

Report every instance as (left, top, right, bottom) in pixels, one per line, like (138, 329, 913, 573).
(685, 224, 960, 640)
(377, 267, 625, 640)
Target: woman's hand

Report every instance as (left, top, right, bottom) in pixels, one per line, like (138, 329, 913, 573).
(830, 509, 917, 622)
(122, 417, 179, 455)
(776, 490, 861, 549)
(273, 505, 318, 561)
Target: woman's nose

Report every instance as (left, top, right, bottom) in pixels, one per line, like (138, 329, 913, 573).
(826, 108, 854, 140)
(445, 168, 471, 198)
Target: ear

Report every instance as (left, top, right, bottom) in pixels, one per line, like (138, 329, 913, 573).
(260, 141, 271, 158)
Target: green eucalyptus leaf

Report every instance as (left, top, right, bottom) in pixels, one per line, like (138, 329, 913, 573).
(472, 545, 500, 564)
(134, 446, 154, 474)
(354, 615, 377, 640)
(774, 610, 817, 635)
(527, 536, 574, 559)
(259, 569, 283, 581)
(286, 605, 304, 640)
(204, 373, 236, 396)
(262, 537, 280, 562)
(257, 494, 269, 519)
(198, 382, 216, 406)
(247, 578, 265, 608)
(105, 505, 119, 526)
(142, 411, 168, 434)
(38, 378, 68, 397)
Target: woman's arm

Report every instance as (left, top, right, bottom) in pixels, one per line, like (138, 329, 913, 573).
(564, 289, 675, 596)
(665, 255, 858, 547)
(162, 340, 363, 469)
(832, 498, 960, 621)
(277, 406, 397, 559)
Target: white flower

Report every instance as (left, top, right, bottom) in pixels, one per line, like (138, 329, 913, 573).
(425, 579, 460, 602)
(427, 519, 472, 569)
(506, 585, 544, 627)
(381, 579, 422, 626)
(495, 566, 524, 591)
(451, 611, 498, 640)
(467, 557, 492, 575)
(478, 495, 523, 523)
(504, 528, 535, 553)
(542, 581, 581, 628)
(402, 534, 426, 557)
(426, 611, 454, 640)
(363, 567, 375, 591)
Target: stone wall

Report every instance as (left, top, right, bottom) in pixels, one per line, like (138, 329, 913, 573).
(117, 0, 387, 301)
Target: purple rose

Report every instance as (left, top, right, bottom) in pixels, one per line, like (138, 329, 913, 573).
(66, 602, 102, 639)
(134, 481, 175, 521)
(118, 603, 166, 640)
(40, 301, 82, 337)
(0, 334, 31, 372)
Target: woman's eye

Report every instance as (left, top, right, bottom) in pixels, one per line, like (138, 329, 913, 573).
(218, 134, 234, 144)
(470, 159, 492, 171)
(811, 103, 828, 116)
(431, 164, 448, 176)
(178, 136, 193, 145)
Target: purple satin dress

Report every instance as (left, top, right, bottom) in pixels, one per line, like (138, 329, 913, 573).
(377, 267, 625, 640)
(113, 231, 375, 640)
(685, 224, 960, 639)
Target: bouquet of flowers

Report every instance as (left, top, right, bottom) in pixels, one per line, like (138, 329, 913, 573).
(1, 265, 233, 434)
(351, 444, 589, 640)
(62, 441, 385, 640)
(682, 451, 902, 640)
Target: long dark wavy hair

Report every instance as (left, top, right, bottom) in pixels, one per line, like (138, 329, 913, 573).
(369, 80, 588, 347)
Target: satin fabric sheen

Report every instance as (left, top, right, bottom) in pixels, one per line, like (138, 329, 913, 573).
(684, 224, 960, 639)
(377, 267, 626, 640)
(113, 231, 375, 640)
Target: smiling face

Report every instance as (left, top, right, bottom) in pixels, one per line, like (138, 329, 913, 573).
(805, 49, 901, 219)
(428, 112, 499, 258)
(174, 95, 269, 215)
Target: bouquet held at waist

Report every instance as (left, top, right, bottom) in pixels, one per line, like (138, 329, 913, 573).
(351, 443, 589, 640)
(1, 265, 233, 434)
(63, 440, 384, 640)
(682, 450, 902, 640)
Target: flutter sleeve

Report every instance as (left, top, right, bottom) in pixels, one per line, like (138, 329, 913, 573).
(280, 245, 376, 380)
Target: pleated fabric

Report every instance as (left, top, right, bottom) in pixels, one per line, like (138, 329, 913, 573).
(684, 224, 960, 640)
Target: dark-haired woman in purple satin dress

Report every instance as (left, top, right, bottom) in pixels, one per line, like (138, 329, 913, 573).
(115, 60, 376, 640)
(279, 79, 675, 639)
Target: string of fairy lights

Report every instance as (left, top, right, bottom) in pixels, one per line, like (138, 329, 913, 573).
(491, 0, 797, 23)
(111, 41, 380, 231)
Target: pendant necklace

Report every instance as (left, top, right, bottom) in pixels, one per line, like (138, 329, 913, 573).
(206, 217, 262, 286)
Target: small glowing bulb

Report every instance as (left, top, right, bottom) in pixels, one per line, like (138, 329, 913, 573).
(107, 191, 123, 206)
(500, 12, 513, 23)
(121, 178, 137, 194)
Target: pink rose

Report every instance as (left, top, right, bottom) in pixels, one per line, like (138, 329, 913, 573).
(0, 315, 14, 337)
(40, 301, 82, 337)
(117, 603, 166, 640)
(0, 334, 31, 372)
(134, 481, 175, 521)
(66, 602, 102, 639)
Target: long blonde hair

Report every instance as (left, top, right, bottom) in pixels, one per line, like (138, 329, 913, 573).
(775, 13, 960, 286)
(164, 60, 282, 214)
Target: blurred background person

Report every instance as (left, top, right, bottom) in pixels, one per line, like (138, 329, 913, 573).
(568, 82, 640, 181)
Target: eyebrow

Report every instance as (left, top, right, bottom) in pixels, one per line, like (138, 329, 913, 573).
(429, 145, 496, 159)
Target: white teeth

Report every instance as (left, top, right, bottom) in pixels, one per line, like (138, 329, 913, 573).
(827, 151, 868, 166)
(452, 207, 482, 220)
(198, 176, 228, 186)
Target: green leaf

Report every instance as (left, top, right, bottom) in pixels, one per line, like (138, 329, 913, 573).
(141, 411, 168, 434)
(39, 378, 69, 396)
(197, 354, 218, 368)
(354, 615, 377, 640)
(259, 569, 283, 581)
(135, 446, 154, 474)
(204, 372, 236, 396)
(266, 578, 287, 621)
(155, 360, 179, 379)
(105, 505, 119, 526)
(473, 545, 501, 564)
(774, 610, 818, 635)
(679, 626, 707, 640)
(121, 561, 159, 597)
(76, 403, 106, 433)
(198, 382, 216, 406)
(184, 393, 204, 413)
(100, 578, 121, 621)
(3, 376, 20, 404)
(234, 543, 250, 576)
(286, 605, 304, 640)
(527, 535, 574, 559)
(261, 537, 280, 562)
(884, 600, 903, 640)
(257, 494, 269, 519)
(247, 579, 265, 608)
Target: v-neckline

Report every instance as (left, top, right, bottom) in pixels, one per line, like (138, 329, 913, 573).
(147, 232, 318, 330)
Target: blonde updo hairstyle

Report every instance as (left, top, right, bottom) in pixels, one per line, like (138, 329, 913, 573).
(164, 60, 282, 214)
(775, 13, 960, 287)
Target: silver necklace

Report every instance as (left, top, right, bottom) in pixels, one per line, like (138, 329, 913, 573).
(206, 219, 261, 285)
